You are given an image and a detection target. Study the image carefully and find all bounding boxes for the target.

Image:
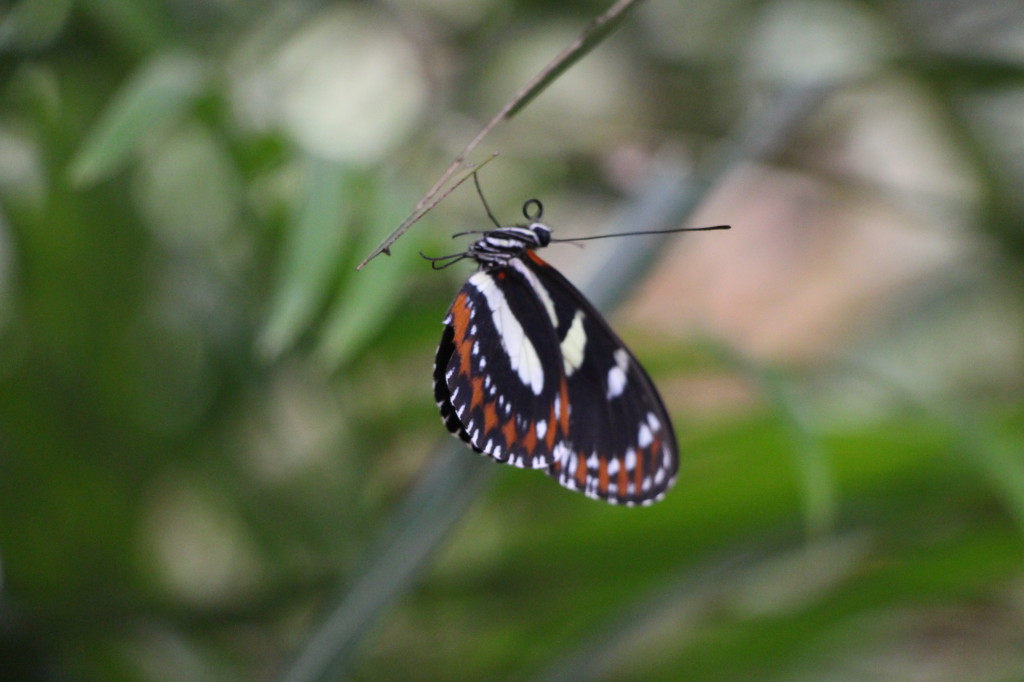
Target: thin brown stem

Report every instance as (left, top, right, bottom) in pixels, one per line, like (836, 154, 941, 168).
(356, 0, 646, 270)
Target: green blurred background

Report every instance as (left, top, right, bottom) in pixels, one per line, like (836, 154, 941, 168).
(2, 0, 1024, 680)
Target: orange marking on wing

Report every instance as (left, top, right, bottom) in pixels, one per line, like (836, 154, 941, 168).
(451, 294, 474, 376)
(598, 457, 609, 495)
(451, 293, 471, 342)
(458, 338, 473, 376)
(618, 457, 629, 494)
(575, 452, 588, 486)
(522, 420, 537, 455)
(502, 418, 517, 447)
(558, 378, 570, 434)
(524, 417, 540, 454)
(471, 376, 485, 409)
(483, 401, 498, 434)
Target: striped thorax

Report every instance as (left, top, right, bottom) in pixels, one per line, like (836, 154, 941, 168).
(465, 223, 552, 267)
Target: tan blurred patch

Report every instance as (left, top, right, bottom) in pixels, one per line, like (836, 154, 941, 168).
(625, 163, 962, 363)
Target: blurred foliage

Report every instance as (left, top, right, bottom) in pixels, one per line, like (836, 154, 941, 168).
(1, 0, 1024, 681)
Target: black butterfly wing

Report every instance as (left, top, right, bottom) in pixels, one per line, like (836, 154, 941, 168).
(434, 263, 572, 470)
(520, 251, 679, 506)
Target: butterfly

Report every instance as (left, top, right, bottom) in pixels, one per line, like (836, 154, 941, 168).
(424, 191, 728, 506)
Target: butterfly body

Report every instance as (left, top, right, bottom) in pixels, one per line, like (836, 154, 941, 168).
(432, 220, 678, 506)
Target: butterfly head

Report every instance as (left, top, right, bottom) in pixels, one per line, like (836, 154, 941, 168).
(525, 222, 552, 247)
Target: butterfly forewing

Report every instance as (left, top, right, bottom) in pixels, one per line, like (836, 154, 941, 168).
(435, 264, 572, 469)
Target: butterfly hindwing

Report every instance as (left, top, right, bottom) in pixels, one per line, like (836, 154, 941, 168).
(521, 251, 678, 505)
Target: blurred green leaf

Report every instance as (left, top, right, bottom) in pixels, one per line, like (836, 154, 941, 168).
(967, 430, 1024, 530)
(281, 449, 493, 682)
(740, 355, 836, 538)
(316, 182, 426, 369)
(259, 156, 352, 359)
(68, 51, 206, 186)
(0, 0, 72, 52)
(80, 0, 173, 54)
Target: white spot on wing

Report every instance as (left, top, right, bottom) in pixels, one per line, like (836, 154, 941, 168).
(561, 311, 587, 376)
(638, 423, 653, 448)
(536, 420, 547, 440)
(554, 442, 572, 464)
(606, 368, 626, 398)
(606, 349, 629, 399)
(625, 448, 637, 471)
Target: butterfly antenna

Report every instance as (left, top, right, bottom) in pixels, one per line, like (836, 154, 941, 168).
(550, 225, 730, 242)
(522, 198, 543, 222)
(473, 172, 502, 228)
